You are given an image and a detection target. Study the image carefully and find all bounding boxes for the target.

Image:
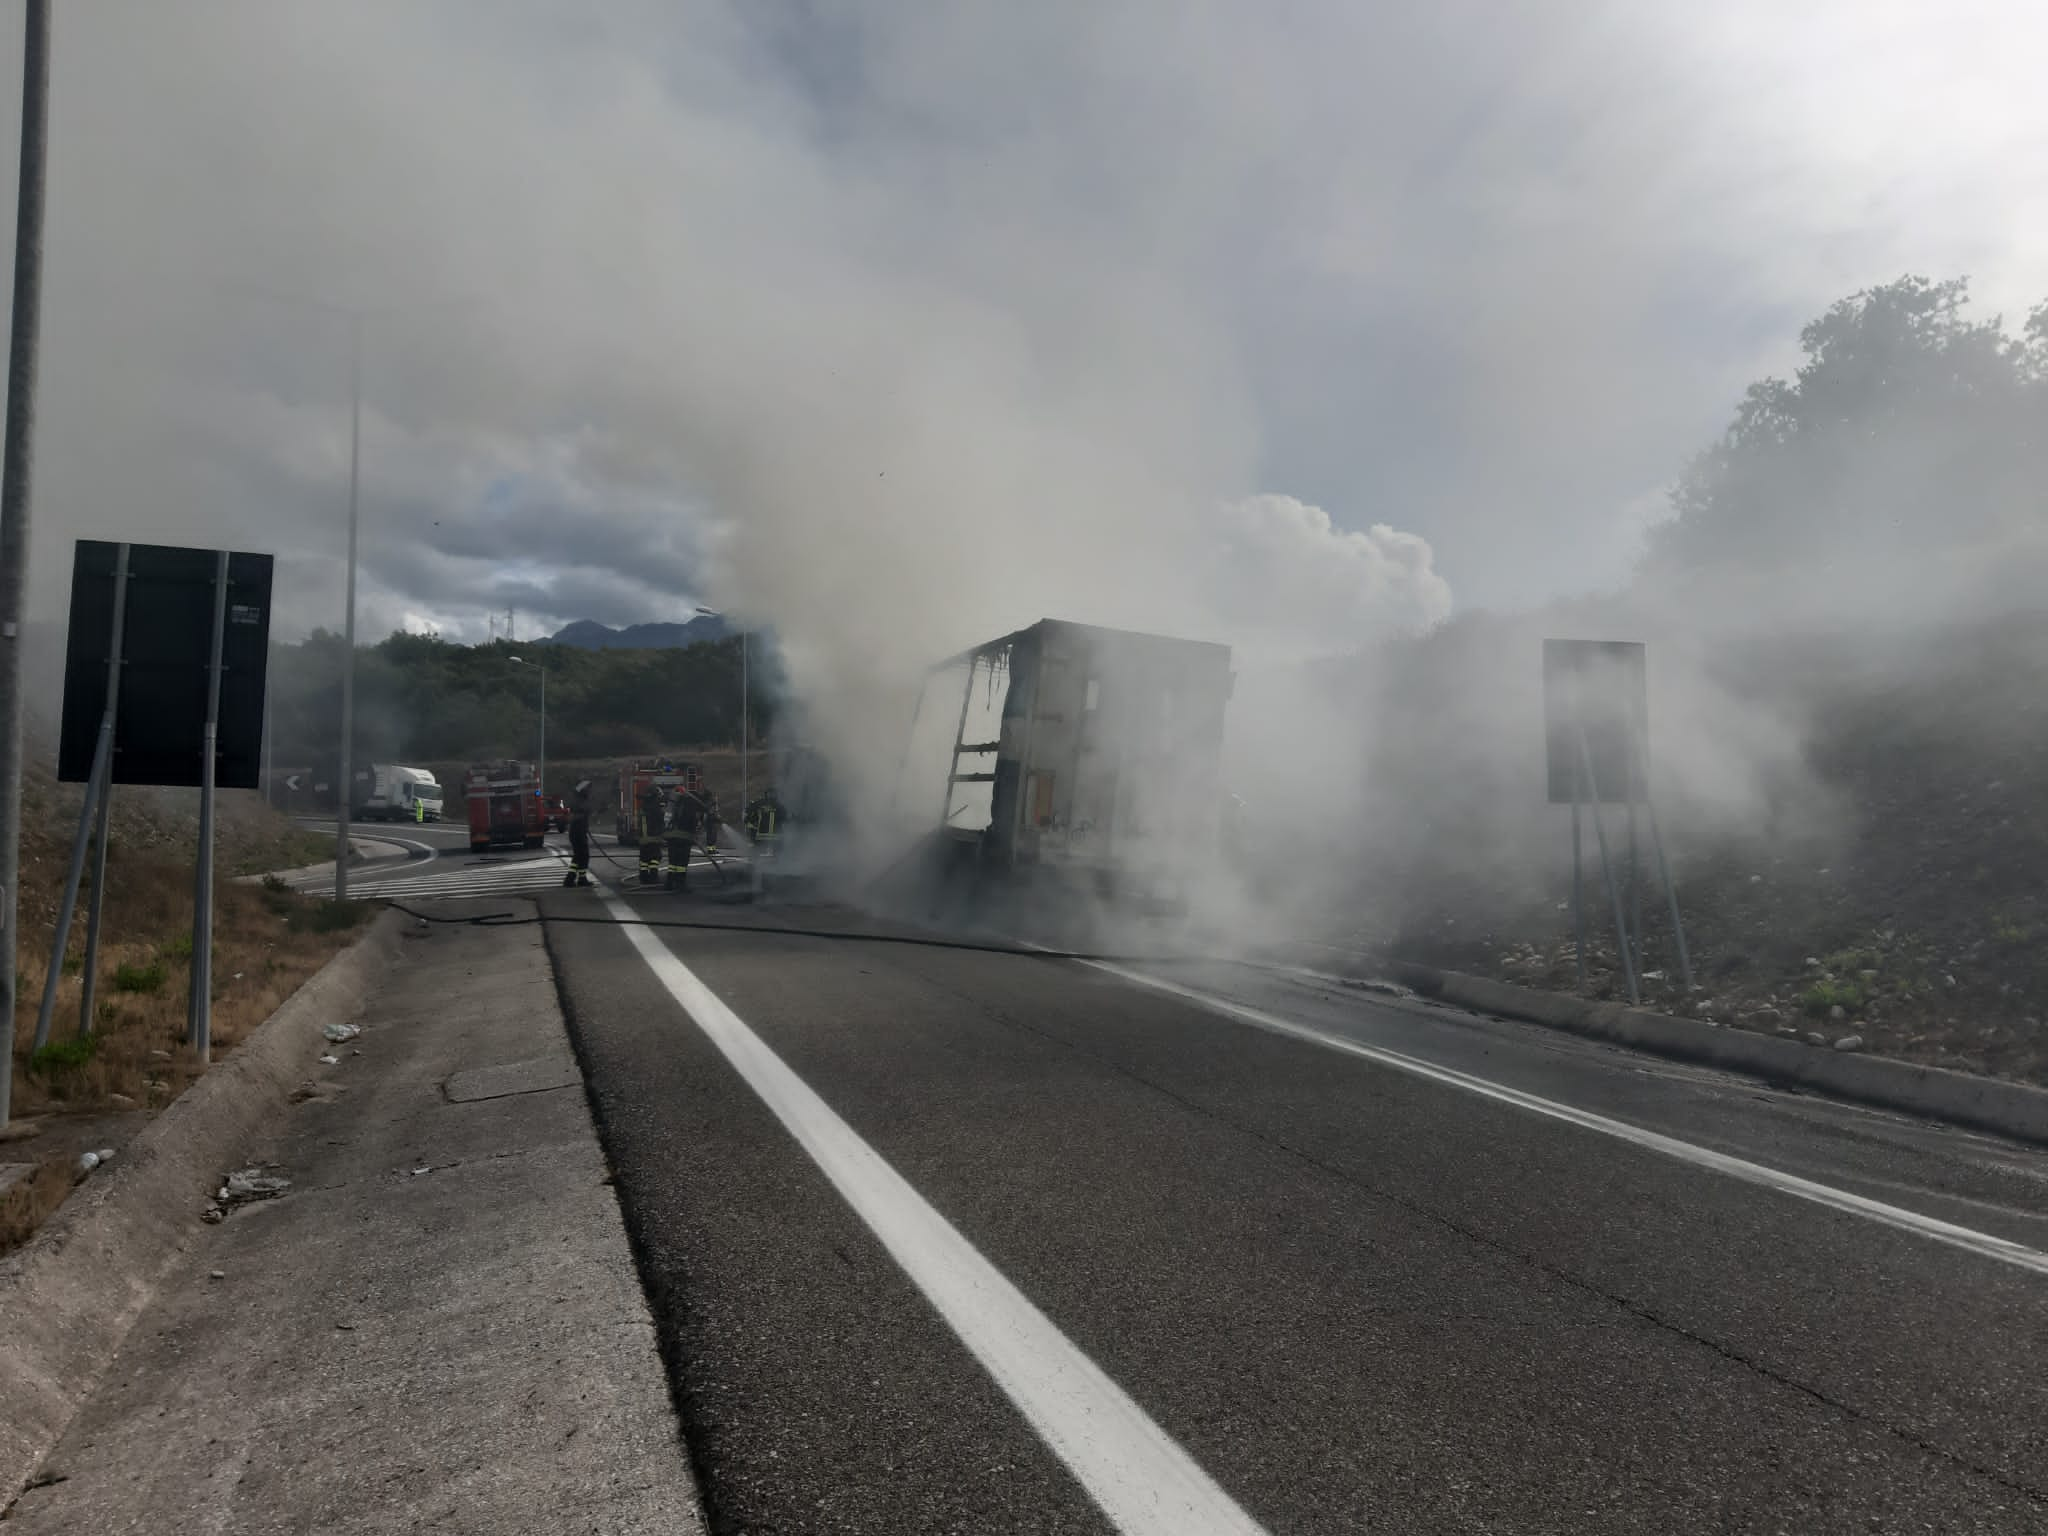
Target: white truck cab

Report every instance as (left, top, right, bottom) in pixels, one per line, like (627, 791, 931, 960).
(360, 763, 443, 822)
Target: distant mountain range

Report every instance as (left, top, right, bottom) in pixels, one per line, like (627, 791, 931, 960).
(547, 615, 732, 650)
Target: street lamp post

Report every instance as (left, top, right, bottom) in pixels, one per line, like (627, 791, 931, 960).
(508, 655, 545, 799)
(226, 287, 475, 897)
(0, 1, 53, 1121)
(336, 317, 360, 898)
(696, 607, 746, 815)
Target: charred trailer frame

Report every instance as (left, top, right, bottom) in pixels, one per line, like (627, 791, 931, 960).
(928, 619, 1233, 900)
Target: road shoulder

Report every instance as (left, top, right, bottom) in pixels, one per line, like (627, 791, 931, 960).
(1384, 959, 2048, 1147)
(3, 902, 706, 1534)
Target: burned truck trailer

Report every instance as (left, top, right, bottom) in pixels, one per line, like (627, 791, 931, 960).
(916, 619, 1234, 901)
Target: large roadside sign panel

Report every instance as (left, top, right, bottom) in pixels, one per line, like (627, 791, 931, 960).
(1542, 638, 1646, 804)
(58, 539, 274, 789)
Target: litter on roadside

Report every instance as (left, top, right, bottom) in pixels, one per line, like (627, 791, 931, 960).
(322, 1022, 362, 1043)
(318, 1053, 340, 1065)
(218, 1166, 292, 1206)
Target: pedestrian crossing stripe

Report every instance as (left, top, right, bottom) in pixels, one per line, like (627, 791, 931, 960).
(286, 852, 571, 899)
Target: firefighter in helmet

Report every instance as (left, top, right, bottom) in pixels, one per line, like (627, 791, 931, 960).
(562, 779, 596, 887)
(744, 786, 787, 856)
(667, 787, 703, 890)
(636, 779, 667, 886)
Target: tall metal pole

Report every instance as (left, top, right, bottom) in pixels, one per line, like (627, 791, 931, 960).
(33, 725, 105, 1048)
(334, 318, 360, 899)
(1645, 795, 1694, 994)
(187, 551, 228, 1059)
(260, 639, 272, 808)
(36, 545, 126, 1049)
(0, 0, 52, 1125)
(1571, 794, 1585, 993)
(739, 629, 748, 819)
(1629, 697, 1648, 981)
(1577, 727, 1639, 1007)
(510, 655, 545, 796)
(76, 544, 132, 1036)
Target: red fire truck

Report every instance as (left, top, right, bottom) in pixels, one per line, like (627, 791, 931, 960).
(464, 760, 546, 852)
(612, 759, 705, 844)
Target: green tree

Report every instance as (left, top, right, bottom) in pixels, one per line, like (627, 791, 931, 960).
(267, 631, 775, 774)
(1647, 276, 2046, 583)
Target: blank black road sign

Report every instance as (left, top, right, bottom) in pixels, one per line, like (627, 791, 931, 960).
(1543, 638, 1646, 804)
(58, 540, 274, 789)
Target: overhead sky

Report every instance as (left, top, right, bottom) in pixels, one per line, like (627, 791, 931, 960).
(0, 0, 2042, 658)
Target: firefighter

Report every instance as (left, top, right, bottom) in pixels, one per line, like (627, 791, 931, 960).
(744, 788, 786, 856)
(636, 779, 666, 885)
(667, 788, 703, 890)
(562, 779, 595, 887)
(702, 791, 723, 853)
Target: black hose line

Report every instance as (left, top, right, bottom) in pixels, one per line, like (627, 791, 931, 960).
(382, 897, 1247, 967)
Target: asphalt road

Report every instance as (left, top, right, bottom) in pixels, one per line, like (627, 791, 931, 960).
(539, 889, 2048, 1535)
(297, 812, 478, 853)
(290, 816, 747, 901)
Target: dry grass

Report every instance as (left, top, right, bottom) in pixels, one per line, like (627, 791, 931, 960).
(5, 834, 375, 1256)
(232, 826, 331, 876)
(0, 1156, 76, 1254)
(9, 869, 372, 1118)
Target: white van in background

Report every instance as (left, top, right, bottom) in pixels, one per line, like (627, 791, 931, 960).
(358, 763, 444, 822)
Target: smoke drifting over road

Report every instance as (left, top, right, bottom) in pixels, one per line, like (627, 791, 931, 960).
(0, 2, 2042, 951)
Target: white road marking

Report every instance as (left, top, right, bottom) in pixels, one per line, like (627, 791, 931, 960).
(309, 849, 574, 899)
(1090, 962, 2048, 1280)
(601, 894, 1269, 1536)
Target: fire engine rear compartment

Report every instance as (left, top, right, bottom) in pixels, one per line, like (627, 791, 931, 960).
(916, 619, 1233, 901)
(464, 760, 545, 851)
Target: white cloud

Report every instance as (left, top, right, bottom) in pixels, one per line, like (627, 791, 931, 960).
(1212, 496, 1450, 658)
(0, 0, 2034, 652)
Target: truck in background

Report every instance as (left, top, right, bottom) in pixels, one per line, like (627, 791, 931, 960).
(355, 763, 444, 822)
(911, 618, 1234, 908)
(464, 760, 546, 852)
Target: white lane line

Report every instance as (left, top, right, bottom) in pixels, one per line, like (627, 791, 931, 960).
(1089, 962, 2048, 1280)
(341, 859, 563, 885)
(356, 881, 568, 900)
(601, 894, 1269, 1536)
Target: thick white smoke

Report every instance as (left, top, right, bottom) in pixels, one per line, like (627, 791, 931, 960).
(1211, 496, 1451, 661)
(0, 1, 2038, 953)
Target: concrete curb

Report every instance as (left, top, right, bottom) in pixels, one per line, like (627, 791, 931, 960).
(0, 909, 405, 1506)
(1387, 961, 2048, 1149)
(347, 836, 414, 863)
(239, 836, 408, 887)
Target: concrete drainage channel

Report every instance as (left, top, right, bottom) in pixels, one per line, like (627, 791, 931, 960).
(0, 911, 405, 1507)
(1387, 961, 2048, 1149)
(0, 908, 706, 1532)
